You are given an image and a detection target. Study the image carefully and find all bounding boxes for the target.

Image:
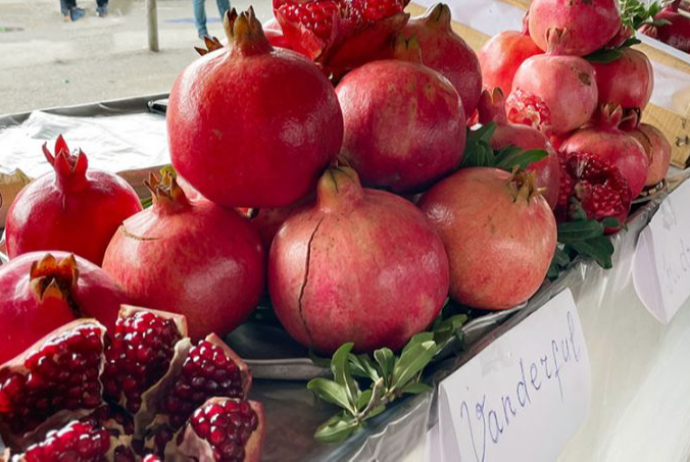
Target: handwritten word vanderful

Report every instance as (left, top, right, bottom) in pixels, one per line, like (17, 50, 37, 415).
(459, 310, 582, 462)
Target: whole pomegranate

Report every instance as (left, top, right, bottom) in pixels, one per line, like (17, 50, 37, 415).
(336, 57, 466, 193)
(401, 3, 483, 116)
(506, 29, 598, 136)
(269, 166, 449, 353)
(4, 136, 142, 265)
(168, 8, 343, 208)
(102, 172, 265, 342)
(419, 168, 556, 310)
(560, 104, 649, 198)
(477, 88, 561, 209)
(640, 0, 690, 53)
(0, 251, 127, 365)
(478, 13, 543, 96)
(625, 120, 672, 187)
(592, 48, 654, 110)
(250, 193, 314, 249)
(528, 0, 622, 56)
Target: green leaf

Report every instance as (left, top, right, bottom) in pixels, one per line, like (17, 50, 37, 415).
(495, 148, 548, 171)
(557, 220, 605, 242)
(402, 332, 435, 356)
(374, 348, 396, 386)
(432, 314, 468, 347)
(568, 237, 615, 269)
(365, 404, 387, 420)
(357, 389, 373, 412)
(601, 217, 621, 229)
(330, 343, 360, 412)
(349, 355, 380, 381)
(140, 196, 153, 209)
(548, 246, 571, 279)
(469, 122, 497, 144)
(159, 164, 176, 178)
(314, 412, 361, 444)
(309, 349, 332, 369)
(392, 341, 437, 390)
(585, 48, 623, 63)
(402, 382, 434, 395)
(307, 378, 354, 412)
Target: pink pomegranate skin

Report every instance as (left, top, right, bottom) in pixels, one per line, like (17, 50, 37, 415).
(560, 105, 649, 198)
(478, 18, 543, 96)
(0, 251, 127, 364)
(592, 49, 654, 110)
(168, 10, 343, 208)
(477, 89, 561, 209)
(336, 60, 465, 193)
(626, 123, 672, 187)
(268, 167, 449, 354)
(102, 174, 265, 342)
(529, 0, 621, 56)
(402, 3, 482, 116)
(419, 167, 556, 310)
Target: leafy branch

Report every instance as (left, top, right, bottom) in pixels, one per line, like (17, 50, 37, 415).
(619, 0, 669, 30)
(461, 123, 548, 171)
(585, 37, 642, 63)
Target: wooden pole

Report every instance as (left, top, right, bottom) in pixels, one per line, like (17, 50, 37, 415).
(146, 0, 159, 52)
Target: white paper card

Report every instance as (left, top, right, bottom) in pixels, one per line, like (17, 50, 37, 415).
(437, 289, 591, 462)
(633, 179, 690, 324)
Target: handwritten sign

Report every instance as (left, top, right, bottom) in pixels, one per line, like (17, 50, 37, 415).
(633, 179, 690, 324)
(436, 289, 591, 462)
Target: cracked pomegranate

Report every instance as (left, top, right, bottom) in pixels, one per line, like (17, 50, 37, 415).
(102, 172, 265, 342)
(419, 168, 556, 310)
(0, 252, 126, 364)
(592, 48, 653, 110)
(507, 28, 598, 136)
(4, 136, 142, 266)
(168, 8, 343, 208)
(269, 166, 449, 353)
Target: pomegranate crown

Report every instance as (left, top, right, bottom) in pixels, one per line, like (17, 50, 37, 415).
(393, 35, 423, 63)
(596, 103, 626, 128)
(544, 28, 571, 55)
(521, 11, 530, 35)
(194, 35, 224, 56)
(477, 88, 507, 125)
(317, 165, 365, 213)
(223, 7, 271, 55)
(43, 135, 89, 188)
(29, 253, 79, 303)
(420, 3, 452, 30)
(144, 170, 190, 212)
(506, 168, 545, 204)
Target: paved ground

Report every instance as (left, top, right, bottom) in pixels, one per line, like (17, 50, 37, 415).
(0, 0, 273, 114)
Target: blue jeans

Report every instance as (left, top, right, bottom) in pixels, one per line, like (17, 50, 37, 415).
(60, 0, 107, 15)
(193, 0, 230, 38)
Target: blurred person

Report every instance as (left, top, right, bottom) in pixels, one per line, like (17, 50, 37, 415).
(194, 0, 230, 39)
(60, 0, 109, 21)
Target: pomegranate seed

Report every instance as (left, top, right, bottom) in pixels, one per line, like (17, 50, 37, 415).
(20, 421, 111, 461)
(506, 89, 553, 135)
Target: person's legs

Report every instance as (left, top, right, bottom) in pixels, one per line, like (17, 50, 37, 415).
(193, 0, 209, 38)
(60, 0, 72, 16)
(216, 0, 230, 21)
(96, 0, 108, 17)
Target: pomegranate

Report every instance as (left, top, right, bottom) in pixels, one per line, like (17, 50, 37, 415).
(401, 3, 483, 116)
(556, 151, 632, 231)
(640, 0, 690, 53)
(477, 88, 561, 209)
(4, 136, 142, 265)
(478, 13, 543, 96)
(419, 168, 556, 310)
(168, 8, 343, 208)
(176, 398, 264, 462)
(625, 120, 672, 187)
(592, 48, 654, 110)
(102, 172, 265, 342)
(251, 194, 315, 249)
(507, 29, 598, 136)
(528, 0, 622, 56)
(560, 104, 649, 198)
(336, 57, 466, 193)
(0, 252, 127, 364)
(0, 319, 106, 449)
(269, 166, 449, 353)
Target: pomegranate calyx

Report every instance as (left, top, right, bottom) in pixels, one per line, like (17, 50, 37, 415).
(477, 88, 508, 125)
(507, 168, 544, 203)
(224, 7, 272, 56)
(544, 28, 570, 55)
(393, 35, 423, 63)
(43, 136, 89, 190)
(317, 166, 365, 212)
(194, 35, 224, 56)
(145, 171, 191, 213)
(597, 103, 625, 128)
(521, 11, 530, 35)
(423, 3, 452, 30)
(28, 254, 79, 303)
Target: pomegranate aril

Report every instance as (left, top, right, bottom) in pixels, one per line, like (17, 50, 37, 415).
(16, 421, 112, 462)
(506, 89, 552, 134)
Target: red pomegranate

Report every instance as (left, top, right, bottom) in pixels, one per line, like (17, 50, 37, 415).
(507, 29, 598, 136)
(419, 168, 556, 310)
(0, 252, 127, 365)
(250, 193, 314, 249)
(262, 17, 293, 50)
(336, 57, 466, 193)
(401, 3, 483, 116)
(560, 104, 649, 198)
(269, 167, 449, 353)
(528, 0, 622, 56)
(477, 88, 561, 209)
(640, 0, 690, 53)
(478, 13, 543, 96)
(625, 120, 672, 187)
(102, 172, 265, 342)
(592, 48, 654, 110)
(4, 136, 142, 265)
(168, 8, 343, 208)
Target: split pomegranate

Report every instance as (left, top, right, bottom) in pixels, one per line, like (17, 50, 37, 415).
(478, 13, 543, 96)
(168, 8, 343, 208)
(269, 166, 449, 353)
(506, 29, 598, 135)
(640, 0, 690, 53)
(0, 320, 106, 450)
(419, 168, 557, 310)
(556, 151, 632, 230)
(625, 119, 672, 187)
(560, 104, 649, 198)
(336, 56, 466, 193)
(0, 252, 126, 364)
(528, 0, 622, 56)
(477, 88, 561, 209)
(401, 3, 483, 116)
(592, 48, 654, 110)
(176, 398, 264, 462)
(4, 136, 142, 265)
(102, 172, 265, 342)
